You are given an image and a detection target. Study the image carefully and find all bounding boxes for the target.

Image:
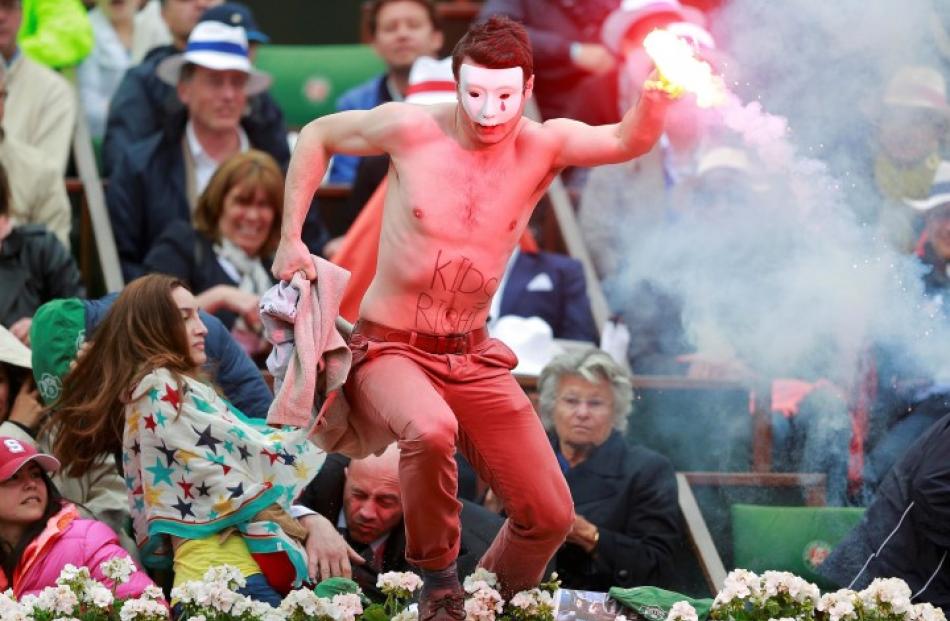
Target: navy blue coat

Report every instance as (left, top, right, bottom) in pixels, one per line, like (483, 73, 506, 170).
(101, 45, 290, 176)
(499, 251, 598, 343)
(553, 430, 681, 590)
(83, 294, 272, 419)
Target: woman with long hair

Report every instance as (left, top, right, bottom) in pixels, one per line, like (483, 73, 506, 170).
(0, 435, 154, 598)
(47, 275, 329, 608)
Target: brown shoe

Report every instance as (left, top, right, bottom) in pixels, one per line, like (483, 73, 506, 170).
(419, 588, 466, 621)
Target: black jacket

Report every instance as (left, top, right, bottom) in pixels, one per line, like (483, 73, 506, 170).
(102, 45, 290, 176)
(821, 413, 950, 613)
(297, 454, 503, 600)
(553, 430, 681, 591)
(0, 225, 85, 327)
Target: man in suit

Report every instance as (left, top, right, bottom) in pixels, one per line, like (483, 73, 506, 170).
(297, 445, 503, 601)
(492, 247, 598, 343)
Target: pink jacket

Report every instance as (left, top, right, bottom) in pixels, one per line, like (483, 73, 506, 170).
(0, 503, 155, 599)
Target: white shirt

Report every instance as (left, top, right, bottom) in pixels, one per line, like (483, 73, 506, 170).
(186, 121, 249, 198)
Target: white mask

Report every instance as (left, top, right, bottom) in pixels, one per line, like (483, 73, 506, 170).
(458, 64, 524, 127)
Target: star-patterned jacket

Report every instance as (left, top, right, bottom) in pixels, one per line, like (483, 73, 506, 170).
(122, 367, 325, 586)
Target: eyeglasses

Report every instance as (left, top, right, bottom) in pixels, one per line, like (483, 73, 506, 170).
(557, 395, 610, 413)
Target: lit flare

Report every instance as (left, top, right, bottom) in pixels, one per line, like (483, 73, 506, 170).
(643, 29, 727, 108)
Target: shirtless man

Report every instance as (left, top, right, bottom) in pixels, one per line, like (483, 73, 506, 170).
(274, 16, 672, 620)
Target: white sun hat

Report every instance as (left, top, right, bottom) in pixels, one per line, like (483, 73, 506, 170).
(156, 21, 272, 95)
(491, 315, 564, 377)
(405, 57, 457, 105)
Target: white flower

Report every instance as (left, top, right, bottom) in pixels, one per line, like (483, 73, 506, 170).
(377, 571, 424, 596)
(464, 585, 504, 621)
(761, 571, 819, 605)
(393, 608, 420, 621)
(860, 578, 913, 616)
(36, 585, 80, 615)
(87, 584, 114, 608)
(55, 564, 90, 587)
(509, 588, 553, 616)
(616, 616, 628, 621)
(202, 564, 247, 589)
(666, 601, 699, 621)
(142, 585, 165, 601)
(119, 595, 170, 621)
(332, 593, 364, 621)
(818, 589, 859, 621)
(911, 603, 947, 621)
(101, 556, 136, 585)
(185, 616, 207, 621)
(714, 569, 761, 606)
(279, 588, 340, 619)
(463, 568, 499, 593)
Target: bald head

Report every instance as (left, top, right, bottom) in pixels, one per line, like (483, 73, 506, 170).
(343, 444, 403, 545)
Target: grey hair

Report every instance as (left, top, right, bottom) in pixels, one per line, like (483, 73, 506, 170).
(537, 347, 633, 434)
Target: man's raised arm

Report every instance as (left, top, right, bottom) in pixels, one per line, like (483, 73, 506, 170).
(546, 84, 673, 169)
(272, 103, 407, 280)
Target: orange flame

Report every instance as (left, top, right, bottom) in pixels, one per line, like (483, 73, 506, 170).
(643, 29, 727, 108)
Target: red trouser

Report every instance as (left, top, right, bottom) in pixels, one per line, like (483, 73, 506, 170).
(344, 330, 574, 592)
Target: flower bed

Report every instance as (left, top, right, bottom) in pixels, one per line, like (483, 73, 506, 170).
(2, 562, 944, 621)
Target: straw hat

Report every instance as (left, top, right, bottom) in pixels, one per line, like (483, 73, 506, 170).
(157, 21, 271, 95)
(881, 65, 950, 119)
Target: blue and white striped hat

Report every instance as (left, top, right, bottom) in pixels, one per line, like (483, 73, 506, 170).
(156, 21, 271, 95)
(905, 161, 950, 212)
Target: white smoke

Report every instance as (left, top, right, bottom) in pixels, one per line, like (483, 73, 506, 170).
(607, 0, 950, 388)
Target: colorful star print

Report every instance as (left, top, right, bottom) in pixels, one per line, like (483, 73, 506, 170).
(172, 497, 195, 519)
(161, 383, 181, 409)
(193, 425, 222, 454)
(145, 457, 174, 486)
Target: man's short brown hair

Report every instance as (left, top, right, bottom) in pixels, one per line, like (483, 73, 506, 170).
(368, 0, 439, 36)
(452, 15, 533, 83)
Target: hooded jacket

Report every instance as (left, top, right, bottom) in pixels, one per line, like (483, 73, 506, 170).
(0, 503, 154, 599)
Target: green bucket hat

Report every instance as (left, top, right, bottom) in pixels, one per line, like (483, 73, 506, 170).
(29, 298, 86, 405)
(608, 586, 713, 621)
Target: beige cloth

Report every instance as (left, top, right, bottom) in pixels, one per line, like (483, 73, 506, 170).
(4, 54, 76, 174)
(0, 135, 71, 247)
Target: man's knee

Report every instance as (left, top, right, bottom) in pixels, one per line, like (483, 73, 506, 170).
(400, 415, 458, 458)
(535, 495, 574, 540)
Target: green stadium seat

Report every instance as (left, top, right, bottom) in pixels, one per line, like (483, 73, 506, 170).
(254, 45, 386, 129)
(731, 504, 865, 589)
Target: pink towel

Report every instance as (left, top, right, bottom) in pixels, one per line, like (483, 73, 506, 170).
(263, 255, 350, 428)
(263, 256, 389, 458)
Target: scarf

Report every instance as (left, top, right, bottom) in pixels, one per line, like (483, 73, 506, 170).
(215, 238, 273, 297)
(122, 368, 324, 586)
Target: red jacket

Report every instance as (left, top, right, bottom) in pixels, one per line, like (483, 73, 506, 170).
(0, 503, 155, 599)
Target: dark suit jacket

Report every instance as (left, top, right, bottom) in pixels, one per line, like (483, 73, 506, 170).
(553, 431, 681, 591)
(297, 454, 503, 600)
(500, 251, 598, 343)
(102, 45, 290, 176)
(107, 118, 325, 282)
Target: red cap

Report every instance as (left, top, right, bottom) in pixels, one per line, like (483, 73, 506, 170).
(0, 436, 60, 482)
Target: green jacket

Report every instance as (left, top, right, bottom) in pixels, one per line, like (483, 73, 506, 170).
(18, 0, 93, 69)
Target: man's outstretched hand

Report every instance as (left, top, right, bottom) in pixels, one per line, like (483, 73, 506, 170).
(272, 237, 317, 281)
(299, 513, 365, 582)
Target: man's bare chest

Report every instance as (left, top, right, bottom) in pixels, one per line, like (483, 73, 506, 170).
(391, 143, 552, 230)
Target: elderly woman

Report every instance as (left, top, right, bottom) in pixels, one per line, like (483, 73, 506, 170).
(538, 347, 681, 591)
(144, 150, 281, 355)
